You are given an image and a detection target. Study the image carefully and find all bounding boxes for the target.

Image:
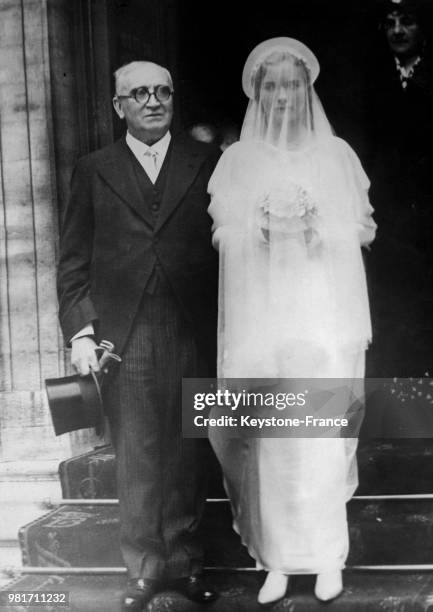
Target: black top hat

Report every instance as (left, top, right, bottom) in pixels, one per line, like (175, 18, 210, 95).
(45, 370, 104, 436)
(45, 341, 121, 436)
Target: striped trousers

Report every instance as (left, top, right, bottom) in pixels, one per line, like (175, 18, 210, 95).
(105, 291, 210, 580)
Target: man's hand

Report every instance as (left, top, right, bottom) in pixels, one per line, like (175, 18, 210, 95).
(71, 336, 100, 376)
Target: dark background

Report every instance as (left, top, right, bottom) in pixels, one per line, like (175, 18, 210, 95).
(105, 0, 386, 161)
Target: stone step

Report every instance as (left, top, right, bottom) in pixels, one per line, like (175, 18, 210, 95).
(356, 439, 433, 495)
(57, 440, 433, 500)
(0, 461, 61, 542)
(17, 499, 433, 569)
(0, 461, 62, 588)
(2, 570, 433, 611)
(0, 460, 59, 481)
(0, 541, 22, 588)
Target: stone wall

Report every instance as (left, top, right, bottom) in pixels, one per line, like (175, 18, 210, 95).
(0, 0, 71, 461)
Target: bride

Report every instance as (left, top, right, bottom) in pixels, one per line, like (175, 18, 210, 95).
(207, 38, 376, 604)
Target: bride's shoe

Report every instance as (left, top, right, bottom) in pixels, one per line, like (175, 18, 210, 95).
(314, 570, 343, 602)
(257, 572, 289, 605)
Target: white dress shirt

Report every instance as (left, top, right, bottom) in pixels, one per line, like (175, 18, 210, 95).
(126, 130, 171, 183)
(71, 130, 172, 343)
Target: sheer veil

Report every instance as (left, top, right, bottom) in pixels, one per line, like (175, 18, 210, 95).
(208, 37, 376, 379)
(240, 38, 332, 147)
(207, 38, 377, 575)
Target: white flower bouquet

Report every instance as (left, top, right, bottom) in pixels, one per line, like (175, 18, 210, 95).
(256, 181, 318, 244)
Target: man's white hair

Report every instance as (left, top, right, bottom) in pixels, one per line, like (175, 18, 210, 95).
(114, 61, 173, 94)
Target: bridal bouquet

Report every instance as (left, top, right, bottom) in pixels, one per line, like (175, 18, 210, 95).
(256, 181, 318, 243)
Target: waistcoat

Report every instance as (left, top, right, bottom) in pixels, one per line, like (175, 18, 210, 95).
(129, 145, 172, 294)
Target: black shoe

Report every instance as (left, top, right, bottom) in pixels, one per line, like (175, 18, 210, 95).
(121, 578, 159, 612)
(174, 574, 218, 604)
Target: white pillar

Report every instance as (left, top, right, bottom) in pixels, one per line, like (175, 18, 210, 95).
(0, 0, 70, 461)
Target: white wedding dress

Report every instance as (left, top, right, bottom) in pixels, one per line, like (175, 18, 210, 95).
(208, 136, 375, 573)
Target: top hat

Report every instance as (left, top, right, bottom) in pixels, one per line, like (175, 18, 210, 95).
(45, 370, 104, 436)
(45, 341, 121, 436)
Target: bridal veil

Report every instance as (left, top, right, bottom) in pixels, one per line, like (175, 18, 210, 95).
(209, 37, 375, 379)
(207, 37, 376, 573)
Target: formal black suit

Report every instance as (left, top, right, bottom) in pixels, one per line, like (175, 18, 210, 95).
(57, 133, 219, 580)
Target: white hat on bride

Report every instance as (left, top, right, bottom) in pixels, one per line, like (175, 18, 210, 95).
(242, 37, 320, 98)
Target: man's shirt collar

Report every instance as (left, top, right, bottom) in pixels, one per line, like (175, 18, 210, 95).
(126, 130, 171, 160)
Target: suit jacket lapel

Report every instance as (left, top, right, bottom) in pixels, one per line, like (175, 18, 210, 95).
(155, 135, 205, 232)
(97, 138, 154, 227)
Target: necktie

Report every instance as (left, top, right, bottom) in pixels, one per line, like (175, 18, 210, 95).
(143, 149, 159, 183)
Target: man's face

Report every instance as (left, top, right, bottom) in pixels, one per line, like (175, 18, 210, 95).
(113, 63, 173, 144)
(384, 11, 424, 59)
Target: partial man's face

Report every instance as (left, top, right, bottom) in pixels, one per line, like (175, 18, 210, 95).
(384, 11, 424, 59)
(113, 63, 173, 144)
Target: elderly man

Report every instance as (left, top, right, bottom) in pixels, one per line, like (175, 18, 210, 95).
(57, 61, 219, 611)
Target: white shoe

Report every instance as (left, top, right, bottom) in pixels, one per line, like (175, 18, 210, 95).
(314, 570, 343, 601)
(257, 572, 289, 605)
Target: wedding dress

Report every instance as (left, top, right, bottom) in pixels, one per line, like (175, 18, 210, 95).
(207, 37, 376, 575)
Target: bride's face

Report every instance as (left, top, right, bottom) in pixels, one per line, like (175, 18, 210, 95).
(260, 59, 307, 125)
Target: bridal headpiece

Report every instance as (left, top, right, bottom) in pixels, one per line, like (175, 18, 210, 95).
(242, 37, 320, 99)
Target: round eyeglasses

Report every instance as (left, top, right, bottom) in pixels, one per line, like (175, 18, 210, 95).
(116, 84, 174, 105)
